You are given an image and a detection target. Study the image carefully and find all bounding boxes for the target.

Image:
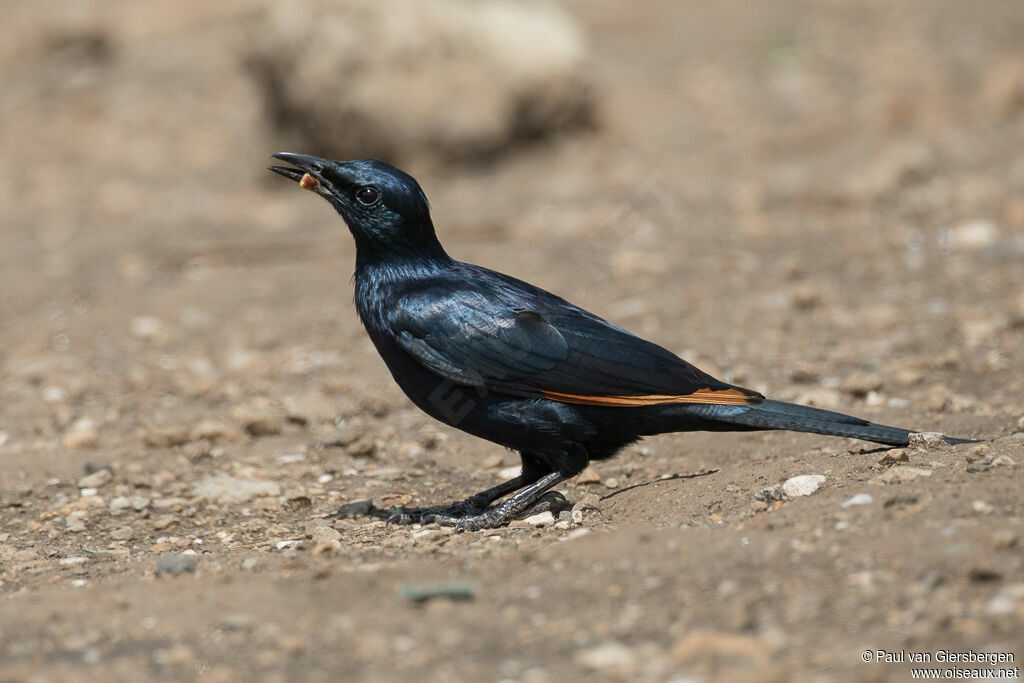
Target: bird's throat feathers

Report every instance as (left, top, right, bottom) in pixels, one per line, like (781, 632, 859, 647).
(353, 256, 452, 333)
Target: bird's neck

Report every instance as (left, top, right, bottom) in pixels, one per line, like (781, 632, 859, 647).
(353, 250, 453, 334)
(353, 239, 452, 274)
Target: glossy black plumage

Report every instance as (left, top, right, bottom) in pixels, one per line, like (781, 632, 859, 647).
(269, 153, 973, 530)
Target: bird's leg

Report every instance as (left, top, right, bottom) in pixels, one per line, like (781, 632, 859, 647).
(382, 470, 541, 525)
(378, 451, 555, 525)
(335, 452, 570, 527)
(426, 472, 567, 531)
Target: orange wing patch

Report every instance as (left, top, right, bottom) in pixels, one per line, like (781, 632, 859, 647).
(541, 387, 763, 407)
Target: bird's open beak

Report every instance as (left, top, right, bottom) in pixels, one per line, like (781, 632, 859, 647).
(268, 152, 331, 196)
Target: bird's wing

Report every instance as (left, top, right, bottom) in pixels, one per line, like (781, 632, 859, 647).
(391, 288, 763, 407)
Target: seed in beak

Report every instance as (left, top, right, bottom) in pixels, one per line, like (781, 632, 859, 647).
(299, 173, 317, 190)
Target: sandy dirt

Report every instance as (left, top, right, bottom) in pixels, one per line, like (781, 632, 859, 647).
(2, 1, 1023, 681)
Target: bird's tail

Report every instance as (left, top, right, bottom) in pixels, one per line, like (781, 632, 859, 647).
(709, 399, 973, 447)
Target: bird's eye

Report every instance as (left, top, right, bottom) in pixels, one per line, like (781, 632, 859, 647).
(355, 186, 380, 206)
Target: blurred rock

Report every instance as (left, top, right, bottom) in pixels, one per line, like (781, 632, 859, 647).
(283, 390, 338, 425)
(308, 525, 341, 545)
(985, 583, 1024, 616)
(947, 219, 999, 251)
(571, 493, 601, 524)
(193, 472, 281, 504)
(231, 398, 284, 437)
(872, 465, 932, 485)
(982, 54, 1024, 116)
(846, 140, 935, 198)
(908, 432, 946, 450)
(575, 642, 636, 674)
(842, 492, 873, 508)
(782, 474, 825, 498)
(319, 423, 362, 449)
(246, 0, 595, 164)
(130, 315, 164, 340)
(156, 552, 197, 576)
(576, 466, 601, 484)
(63, 418, 99, 449)
(840, 371, 883, 398)
(190, 419, 244, 443)
(794, 388, 843, 410)
(346, 437, 379, 459)
(876, 449, 909, 468)
(77, 468, 112, 489)
(144, 424, 191, 448)
(110, 495, 150, 513)
(523, 511, 555, 527)
(65, 511, 88, 533)
(755, 484, 785, 502)
(671, 630, 771, 668)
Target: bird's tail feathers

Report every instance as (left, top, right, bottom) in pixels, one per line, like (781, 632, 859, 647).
(714, 399, 973, 447)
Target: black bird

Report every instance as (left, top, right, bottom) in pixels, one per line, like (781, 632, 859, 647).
(269, 153, 971, 530)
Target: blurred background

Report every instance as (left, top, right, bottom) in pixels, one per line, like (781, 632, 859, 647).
(2, 0, 1023, 681)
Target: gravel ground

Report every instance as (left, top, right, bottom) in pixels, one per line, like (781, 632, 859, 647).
(2, 0, 1023, 681)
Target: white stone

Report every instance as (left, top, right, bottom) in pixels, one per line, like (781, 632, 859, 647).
(782, 474, 826, 498)
(522, 511, 555, 527)
(575, 642, 636, 673)
(842, 493, 873, 508)
(948, 219, 998, 250)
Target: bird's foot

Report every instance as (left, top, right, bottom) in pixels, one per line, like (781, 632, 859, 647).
(385, 499, 486, 526)
(517, 490, 570, 517)
(420, 490, 571, 532)
(333, 497, 490, 525)
(334, 473, 569, 532)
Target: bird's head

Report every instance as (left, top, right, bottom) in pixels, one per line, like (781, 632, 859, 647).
(269, 153, 446, 262)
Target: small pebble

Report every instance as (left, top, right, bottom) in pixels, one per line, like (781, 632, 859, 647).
(948, 219, 998, 251)
(755, 484, 784, 502)
(972, 500, 994, 515)
(985, 584, 1024, 616)
(522, 511, 555, 527)
(192, 473, 280, 504)
(575, 642, 636, 673)
(842, 493, 873, 508)
(130, 315, 164, 339)
(319, 425, 360, 449)
(397, 580, 476, 603)
(309, 526, 341, 544)
(63, 418, 99, 449)
(782, 474, 826, 498)
(77, 468, 112, 489)
(876, 449, 909, 467)
(190, 419, 244, 443)
(908, 432, 946, 450)
(335, 500, 376, 518)
(872, 466, 933, 484)
(571, 493, 601, 524)
(156, 552, 197, 576)
(990, 529, 1018, 550)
